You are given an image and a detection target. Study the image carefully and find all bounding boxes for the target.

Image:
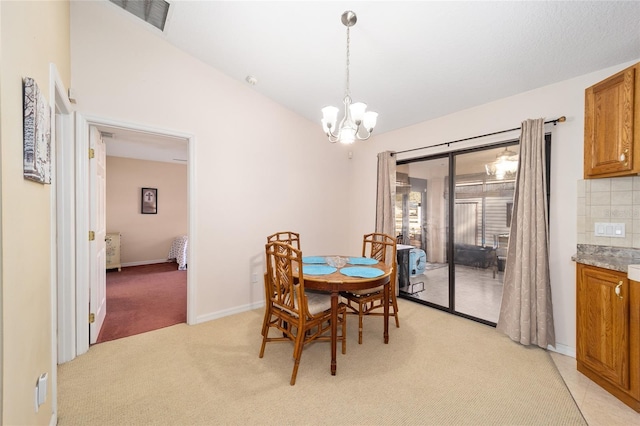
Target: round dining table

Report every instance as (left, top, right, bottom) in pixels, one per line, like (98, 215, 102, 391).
(302, 257, 393, 376)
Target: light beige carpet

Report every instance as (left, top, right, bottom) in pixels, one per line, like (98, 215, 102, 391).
(58, 299, 586, 425)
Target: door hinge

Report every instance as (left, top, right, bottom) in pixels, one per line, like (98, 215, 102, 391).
(89, 313, 95, 324)
(89, 148, 95, 159)
(89, 231, 95, 241)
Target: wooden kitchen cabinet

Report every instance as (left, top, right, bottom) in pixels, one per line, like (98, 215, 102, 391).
(584, 61, 640, 178)
(576, 263, 640, 412)
(106, 232, 122, 271)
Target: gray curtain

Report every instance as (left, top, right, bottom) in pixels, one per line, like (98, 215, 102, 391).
(496, 118, 555, 349)
(375, 151, 396, 237)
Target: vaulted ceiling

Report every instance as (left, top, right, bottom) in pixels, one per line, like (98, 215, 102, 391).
(98, 1, 640, 162)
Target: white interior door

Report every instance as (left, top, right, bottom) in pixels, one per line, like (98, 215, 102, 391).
(89, 126, 107, 343)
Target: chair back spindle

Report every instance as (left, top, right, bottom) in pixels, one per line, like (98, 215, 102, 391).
(267, 231, 301, 250)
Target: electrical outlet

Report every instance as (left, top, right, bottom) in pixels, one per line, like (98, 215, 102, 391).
(34, 372, 47, 412)
(38, 373, 47, 406)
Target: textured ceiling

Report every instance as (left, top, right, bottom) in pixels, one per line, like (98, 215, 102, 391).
(99, 1, 640, 162)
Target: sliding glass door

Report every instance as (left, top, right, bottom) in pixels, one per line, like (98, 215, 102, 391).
(396, 143, 520, 325)
(452, 147, 517, 323)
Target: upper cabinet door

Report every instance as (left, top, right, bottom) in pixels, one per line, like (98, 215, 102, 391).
(584, 63, 639, 178)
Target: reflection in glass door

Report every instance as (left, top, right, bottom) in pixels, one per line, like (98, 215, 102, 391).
(396, 142, 527, 325)
(452, 147, 518, 323)
(396, 156, 449, 308)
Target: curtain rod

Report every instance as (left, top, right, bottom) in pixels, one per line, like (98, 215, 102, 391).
(395, 116, 566, 155)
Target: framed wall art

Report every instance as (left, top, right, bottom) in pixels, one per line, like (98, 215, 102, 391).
(23, 77, 51, 184)
(141, 187, 158, 214)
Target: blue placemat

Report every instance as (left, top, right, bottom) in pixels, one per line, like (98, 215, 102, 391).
(303, 265, 337, 276)
(348, 257, 378, 265)
(340, 266, 384, 278)
(302, 256, 327, 264)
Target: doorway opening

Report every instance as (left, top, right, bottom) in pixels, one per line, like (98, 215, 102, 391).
(68, 114, 195, 357)
(96, 124, 190, 343)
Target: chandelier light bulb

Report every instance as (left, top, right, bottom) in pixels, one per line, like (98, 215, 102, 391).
(363, 111, 378, 131)
(321, 106, 339, 130)
(339, 126, 357, 144)
(349, 102, 367, 123)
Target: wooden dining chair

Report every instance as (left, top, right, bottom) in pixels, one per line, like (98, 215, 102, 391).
(259, 240, 346, 385)
(266, 231, 300, 249)
(341, 232, 400, 344)
(262, 232, 301, 336)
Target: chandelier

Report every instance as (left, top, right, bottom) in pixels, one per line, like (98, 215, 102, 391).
(321, 11, 378, 144)
(485, 147, 519, 180)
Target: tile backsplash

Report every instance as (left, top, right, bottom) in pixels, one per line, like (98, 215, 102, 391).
(577, 176, 640, 248)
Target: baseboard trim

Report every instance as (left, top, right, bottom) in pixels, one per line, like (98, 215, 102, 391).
(196, 301, 265, 324)
(193, 301, 578, 360)
(121, 259, 171, 268)
(548, 342, 576, 358)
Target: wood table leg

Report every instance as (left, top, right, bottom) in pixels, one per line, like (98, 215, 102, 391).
(384, 281, 389, 344)
(330, 290, 338, 375)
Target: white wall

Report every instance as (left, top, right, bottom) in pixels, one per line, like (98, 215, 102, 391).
(348, 59, 640, 356)
(71, 2, 351, 320)
(1, 2, 70, 424)
(70, 1, 640, 356)
(106, 156, 188, 265)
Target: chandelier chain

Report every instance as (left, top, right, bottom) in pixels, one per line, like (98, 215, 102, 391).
(345, 25, 351, 98)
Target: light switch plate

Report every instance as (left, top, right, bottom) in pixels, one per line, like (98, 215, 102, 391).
(594, 222, 625, 238)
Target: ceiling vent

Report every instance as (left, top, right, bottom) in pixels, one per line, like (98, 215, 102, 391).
(109, 0, 170, 31)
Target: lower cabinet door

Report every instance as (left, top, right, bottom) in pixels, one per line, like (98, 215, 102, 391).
(576, 263, 640, 413)
(577, 264, 630, 390)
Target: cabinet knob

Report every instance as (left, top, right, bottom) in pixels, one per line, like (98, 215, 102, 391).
(620, 153, 626, 162)
(615, 281, 624, 299)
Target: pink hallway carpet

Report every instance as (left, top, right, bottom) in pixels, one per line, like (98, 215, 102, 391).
(96, 262, 187, 343)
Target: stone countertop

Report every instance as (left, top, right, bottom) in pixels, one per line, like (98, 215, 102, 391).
(572, 244, 640, 273)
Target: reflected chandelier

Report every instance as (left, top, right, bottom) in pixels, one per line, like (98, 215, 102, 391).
(485, 147, 518, 180)
(321, 11, 378, 144)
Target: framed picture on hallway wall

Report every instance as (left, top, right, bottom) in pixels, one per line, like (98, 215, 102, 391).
(23, 77, 51, 184)
(141, 188, 158, 214)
